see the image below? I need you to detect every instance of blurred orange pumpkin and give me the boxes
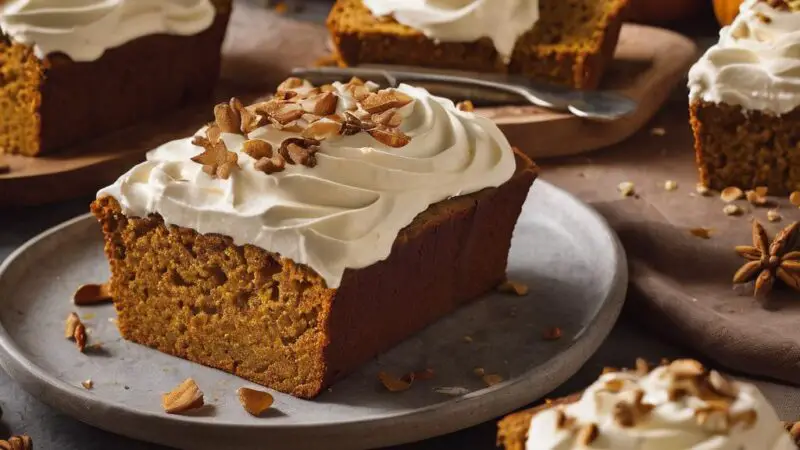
[626,0,704,24]
[713,0,743,26]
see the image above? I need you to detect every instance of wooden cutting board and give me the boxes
[0,3,698,206]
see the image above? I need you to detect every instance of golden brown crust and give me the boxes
[0,0,232,156]
[91,151,538,398]
[326,0,629,89]
[691,99,800,195]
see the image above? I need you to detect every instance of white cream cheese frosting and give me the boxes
[688,0,800,115]
[361,0,539,63]
[98,82,517,289]
[0,0,216,62]
[525,360,795,450]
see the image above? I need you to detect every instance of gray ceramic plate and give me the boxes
[0,180,626,450]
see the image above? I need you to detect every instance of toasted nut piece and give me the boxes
[378,371,412,392]
[696,184,711,196]
[482,373,504,386]
[348,84,372,102]
[723,204,742,216]
[497,280,529,296]
[302,120,342,141]
[412,368,435,381]
[65,312,81,339]
[162,378,204,414]
[664,180,678,191]
[542,327,563,341]
[708,370,738,398]
[300,92,338,116]
[456,100,475,112]
[214,103,241,134]
[650,127,666,136]
[237,387,274,417]
[473,367,485,377]
[242,140,273,160]
[768,209,782,222]
[372,108,403,127]
[790,191,800,207]
[82,379,94,390]
[577,423,599,445]
[669,359,705,377]
[0,435,33,450]
[746,190,768,206]
[689,227,713,239]
[74,323,87,352]
[361,90,414,114]
[618,181,635,197]
[276,77,305,92]
[755,186,768,197]
[254,156,286,175]
[368,127,410,148]
[73,283,112,305]
[720,186,744,203]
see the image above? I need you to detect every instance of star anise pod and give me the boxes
[191,126,239,179]
[733,220,800,302]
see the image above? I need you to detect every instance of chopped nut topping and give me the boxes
[577,423,599,445]
[279,138,320,167]
[242,140,273,160]
[720,186,744,203]
[707,370,738,398]
[473,367,485,377]
[82,379,94,390]
[689,227,713,239]
[73,283,112,305]
[302,120,342,141]
[613,401,636,427]
[542,327,563,341]
[0,435,32,450]
[482,373,504,386]
[456,100,475,112]
[230,97,263,134]
[378,371,412,392]
[65,312,81,339]
[768,209,782,222]
[372,108,403,128]
[669,359,705,378]
[191,130,239,179]
[497,279,529,296]
[254,156,286,175]
[604,379,625,393]
[276,77,305,93]
[361,90,414,114]
[664,180,678,191]
[214,102,242,135]
[618,181,635,197]
[237,387,274,417]
[368,126,411,148]
[162,378,204,414]
[723,204,742,216]
[299,92,338,116]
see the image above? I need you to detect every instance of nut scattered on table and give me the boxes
[720,186,744,203]
[237,387,274,417]
[664,180,678,191]
[482,374,504,386]
[81,379,94,390]
[723,204,742,216]
[497,279,529,296]
[689,227,713,239]
[618,181,635,197]
[745,189,769,206]
[650,127,666,136]
[696,184,712,196]
[378,371,413,392]
[542,327,563,341]
[162,378,205,414]
[64,312,81,339]
[768,209,782,222]
[73,283,112,305]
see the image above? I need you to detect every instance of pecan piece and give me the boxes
[361,90,413,114]
[254,156,286,174]
[302,120,342,141]
[279,138,320,167]
[242,139,273,160]
[368,126,411,148]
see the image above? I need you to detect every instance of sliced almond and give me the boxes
[361,90,414,114]
[65,312,81,339]
[372,108,403,128]
[301,120,342,141]
[299,92,338,116]
[254,101,304,125]
[347,84,372,102]
[720,186,744,203]
[237,387,274,417]
[496,279,529,296]
[708,370,738,398]
[378,371,412,392]
[162,378,204,414]
[368,127,410,148]
[276,77,305,92]
[242,140,273,160]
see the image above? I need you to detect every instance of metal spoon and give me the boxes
[290,66,638,121]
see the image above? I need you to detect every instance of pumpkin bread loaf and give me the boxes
[689,0,800,194]
[92,78,538,398]
[0,0,232,156]
[326,0,629,89]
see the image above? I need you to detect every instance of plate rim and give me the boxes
[0,180,628,449]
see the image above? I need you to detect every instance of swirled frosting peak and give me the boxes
[0,0,216,61]
[98,78,517,288]
[688,0,800,115]
[525,359,795,450]
[361,0,539,63]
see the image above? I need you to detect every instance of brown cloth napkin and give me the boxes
[542,98,800,386]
